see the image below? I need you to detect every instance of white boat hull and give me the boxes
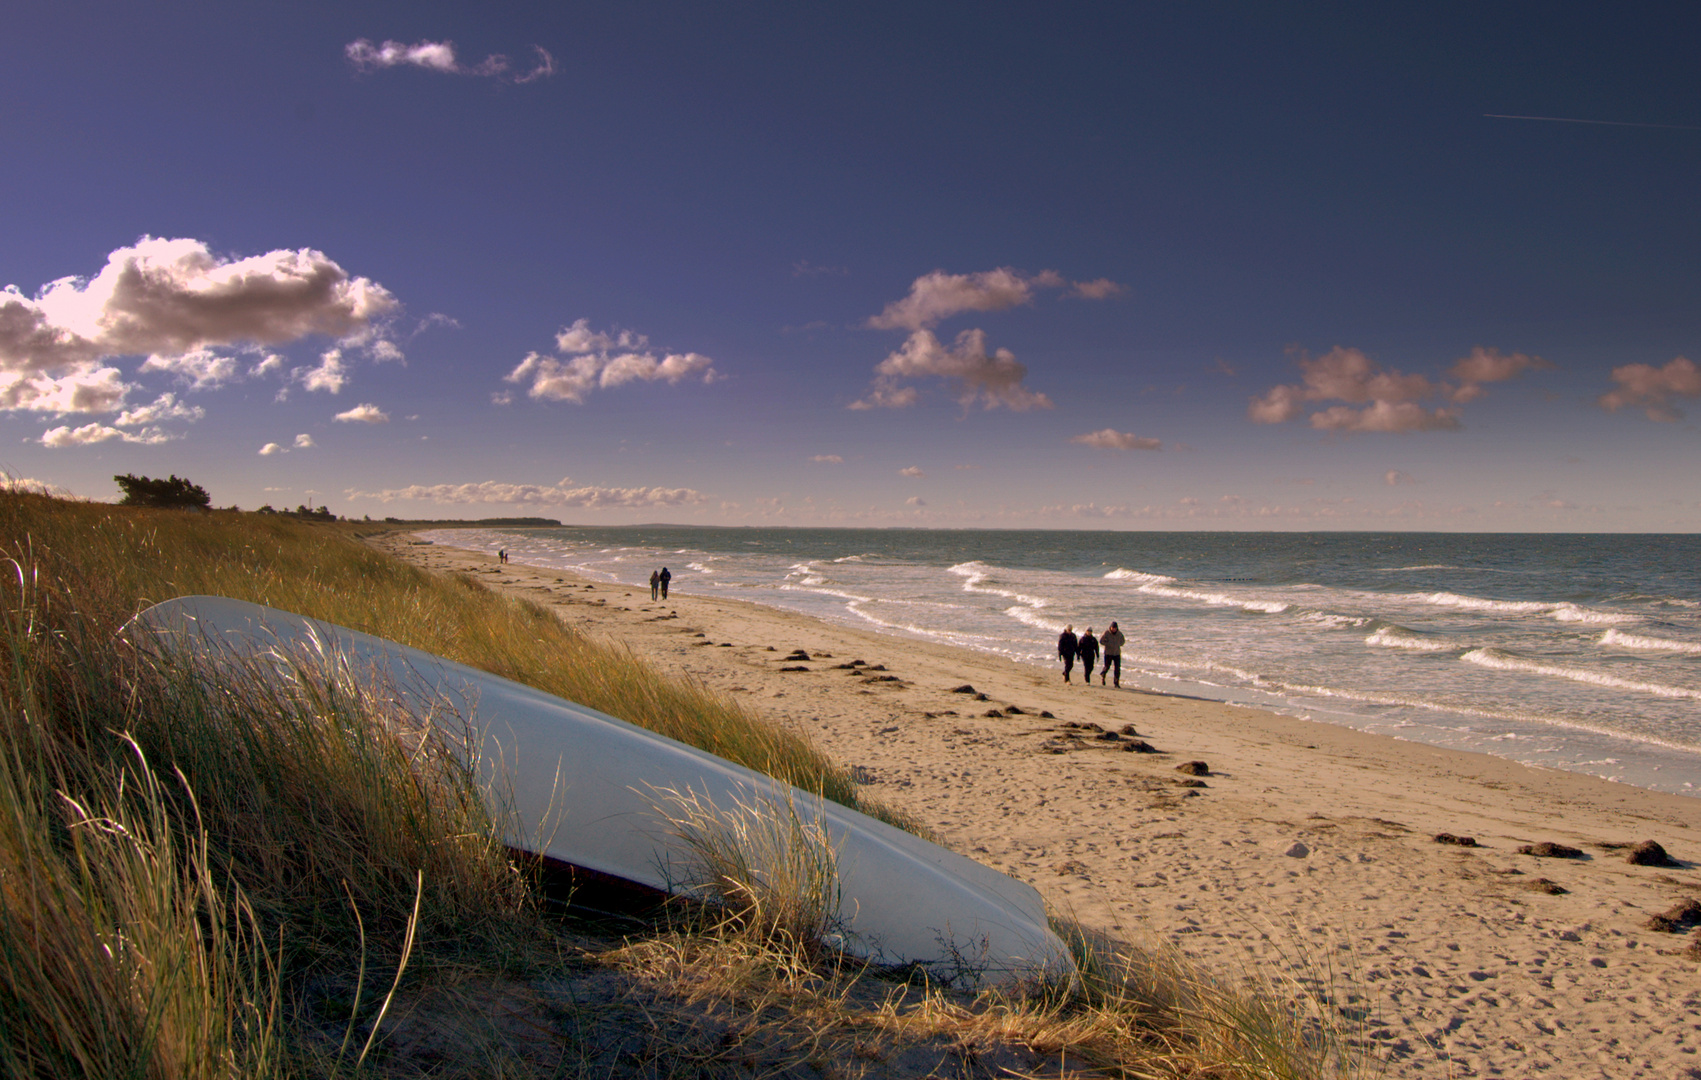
[132,596,1074,985]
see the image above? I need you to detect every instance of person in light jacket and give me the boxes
[1057,625,1079,682]
[1099,620,1125,687]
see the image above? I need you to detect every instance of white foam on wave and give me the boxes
[948,561,1051,609]
[1404,590,1549,614]
[1601,629,1701,655]
[1549,603,1634,625]
[776,583,873,604]
[1004,604,1068,634]
[1137,581,1291,614]
[1374,564,1461,572]
[1301,612,1374,630]
[1104,568,1175,585]
[686,561,714,574]
[1461,648,1701,701]
[1365,626,1455,652]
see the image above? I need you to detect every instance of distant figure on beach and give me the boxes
[659,566,671,599]
[498,549,507,564]
[1057,625,1078,682]
[1077,627,1099,687]
[1099,620,1125,687]
[650,569,660,600]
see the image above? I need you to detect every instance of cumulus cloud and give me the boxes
[1070,428,1163,450]
[1385,469,1417,486]
[1250,345,1543,433]
[294,433,315,448]
[1598,356,1701,421]
[810,454,843,463]
[301,349,348,393]
[334,403,389,424]
[505,318,720,404]
[867,267,1120,332]
[349,477,707,509]
[114,392,204,426]
[905,496,926,506]
[852,329,1052,412]
[0,237,398,414]
[40,423,172,447]
[258,442,285,456]
[345,39,555,82]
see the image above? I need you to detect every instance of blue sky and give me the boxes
[4,2,1698,529]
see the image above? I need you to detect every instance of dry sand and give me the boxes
[377,533,1701,1078]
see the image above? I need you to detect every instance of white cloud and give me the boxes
[349,477,707,509]
[258,442,285,456]
[139,347,238,388]
[114,392,204,426]
[251,353,286,376]
[853,329,1052,412]
[1385,469,1417,486]
[294,433,315,448]
[1070,428,1162,450]
[40,422,172,447]
[1249,345,1541,433]
[334,403,389,424]
[0,237,398,414]
[301,349,348,393]
[1070,278,1125,300]
[369,339,405,363]
[345,39,556,82]
[810,454,843,463]
[0,476,75,497]
[867,267,1122,331]
[899,466,925,477]
[1598,356,1701,422]
[905,496,926,506]
[506,319,720,404]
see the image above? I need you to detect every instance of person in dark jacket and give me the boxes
[658,566,672,599]
[1077,628,1099,687]
[1057,625,1079,682]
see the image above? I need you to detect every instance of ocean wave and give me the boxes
[686,561,714,574]
[1136,581,1291,614]
[1374,564,1461,572]
[1460,648,1701,700]
[1402,590,1550,614]
[947,561,1051,609]
[1004,605,1069,634]
[1549,603,1634,625]
[1104,568,1175,584]
[1601,629,1701,655]
[1300,612,1374,630]
[1365,625,1455,652]
[776,583,873,604]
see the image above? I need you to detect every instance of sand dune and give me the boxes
[378,534,1701,1078]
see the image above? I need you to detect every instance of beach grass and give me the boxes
[0,491,1373,1078]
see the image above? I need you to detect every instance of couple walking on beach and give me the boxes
[1057,622,1125,687]
[649,567,671,601]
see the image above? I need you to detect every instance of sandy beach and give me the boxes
[376,533,1701,1079]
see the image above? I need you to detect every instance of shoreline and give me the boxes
[376,532,1701,1078]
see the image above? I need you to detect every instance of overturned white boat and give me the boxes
[132,595,1075,986]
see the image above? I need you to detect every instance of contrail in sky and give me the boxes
[1484,113,1701,131]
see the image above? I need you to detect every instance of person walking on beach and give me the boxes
[650,569,660,601]
[1057,625,1079,683]
[659,566,671,600]
[1099,620,1125,688]
[1077,627,1099,687]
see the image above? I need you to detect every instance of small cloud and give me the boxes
[1070,428,1163,451]
[294,433,315,448]
[899,466,925,478]
[810,454,844,464]
[1385,469,1417,486]
[301,348,348,393]
[905,496,926,506]
[853,329,1051,412]
[1598,356,1700,422]
[40,423,172,447]
[334,403,389,424]
[505,318,719,404]
[259,442,285,456]
[345,39,555,82]
[114,392,204,427]
[139,346,239,388]
[490,390,514,406]
[1069,278,1124,300]
[1213,358,1238,377]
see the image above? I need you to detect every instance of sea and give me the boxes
[419,527,1701,798]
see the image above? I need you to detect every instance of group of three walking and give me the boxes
[1057,622,1125,687]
